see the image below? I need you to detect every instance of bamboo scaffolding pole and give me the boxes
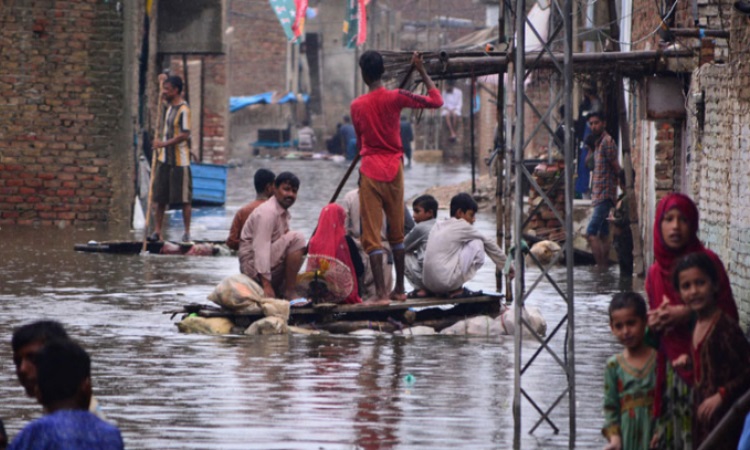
[381,48,695,82]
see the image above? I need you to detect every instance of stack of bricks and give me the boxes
[525,161,567,242]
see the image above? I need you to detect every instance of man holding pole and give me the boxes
[350,51,442,303]
[149,75,192,243]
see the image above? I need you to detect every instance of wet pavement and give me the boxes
[0,158,642,449]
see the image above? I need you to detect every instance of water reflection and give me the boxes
[0,159,634,448]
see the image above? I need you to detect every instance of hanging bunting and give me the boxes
[269,0,303,42]
[292,0,308,40]
[342,0,368,48]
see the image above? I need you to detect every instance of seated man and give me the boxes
[239,172,306,299]
[404,195,438,298]
[12,321,106,420]
[226,168,275,251]
[297,120,316,152]
[8,340,124,450]
[441,80,463,141]
[423,193,506,297]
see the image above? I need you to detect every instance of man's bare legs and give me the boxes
[282,248,305,300]
[153,203,166,239]
[588,235,610,270]
[182,203,192,240]
[367,252,391,305]
[444,113,458,141]
[390,248,406,301]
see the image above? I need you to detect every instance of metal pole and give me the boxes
[470,77,476,193]
[512,0,526,446]
[563,0,576,444]
[495,0,507,294]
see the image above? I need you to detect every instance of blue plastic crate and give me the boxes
[191,162,228,206]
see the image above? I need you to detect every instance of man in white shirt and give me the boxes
[441,80,463,141]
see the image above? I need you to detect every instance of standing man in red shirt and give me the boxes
[351,51,443,303]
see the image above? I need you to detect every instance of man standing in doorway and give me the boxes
[150,75,192,243]
[350,51,442,303]
[586,111,623,270]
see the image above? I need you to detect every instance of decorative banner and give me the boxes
[342,0,368,48]
[292,0,308,40]
[269,0,302,42]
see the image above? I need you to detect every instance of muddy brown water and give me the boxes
[0,159,641,449]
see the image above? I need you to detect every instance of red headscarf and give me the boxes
[307,204,362,304]
[645,193,737,415]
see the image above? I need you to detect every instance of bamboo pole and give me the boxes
[381,48,694,82]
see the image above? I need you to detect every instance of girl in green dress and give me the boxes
[603,292,657,450]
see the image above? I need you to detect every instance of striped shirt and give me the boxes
[591,131,618,206]
[158,101,191,167]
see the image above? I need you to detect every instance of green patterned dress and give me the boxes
[603,350,657,450]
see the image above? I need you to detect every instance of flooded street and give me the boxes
[0,159,640,449]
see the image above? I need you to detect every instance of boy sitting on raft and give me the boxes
[422,193,506,297]
[404,195,438,298]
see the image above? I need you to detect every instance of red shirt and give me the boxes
[351,87,443,182]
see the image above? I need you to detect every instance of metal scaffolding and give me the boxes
[506,0,576,446]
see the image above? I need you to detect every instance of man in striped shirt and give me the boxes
[150,75,193,243]
[586,111,623,269]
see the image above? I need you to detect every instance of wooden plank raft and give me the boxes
[166,293,506,334]
[74,240,230,255]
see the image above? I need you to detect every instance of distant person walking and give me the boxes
[350,50,442,303]
[400,115,414,167]
[150,75,193,243]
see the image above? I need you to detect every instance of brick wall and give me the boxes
[228,1,288,96]
[685,12,750,328]
[0,0,132,227]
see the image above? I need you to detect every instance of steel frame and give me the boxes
[508,0,575,446]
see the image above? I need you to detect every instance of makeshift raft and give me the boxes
[166,293,505,334]
[74,240,232,256]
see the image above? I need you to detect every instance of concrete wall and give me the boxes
[0,0,134,229]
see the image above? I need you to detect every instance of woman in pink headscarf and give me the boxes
[306,203,362,304]
[645,193,737,449]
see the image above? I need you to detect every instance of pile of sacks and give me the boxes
[362,305,547,337]
[177,274,292,336]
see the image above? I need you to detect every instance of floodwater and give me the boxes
[0,158,641,449]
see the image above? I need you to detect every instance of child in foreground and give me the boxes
[670,252,750,449]
[602,292,656,450]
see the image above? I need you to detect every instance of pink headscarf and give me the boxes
[645,193,737,415]
[307,204,362,304]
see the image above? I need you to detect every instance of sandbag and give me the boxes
[498,306,547,337]
[528,240,562,267]
[207,274,264,311]
[261,298,290,320]
[440,315,505,336]
[176,316,234,335]
[395,326,437,336]
[244,317,289,335]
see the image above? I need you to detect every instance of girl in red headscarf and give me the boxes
[645,193,737,449]
[307,204,363,304]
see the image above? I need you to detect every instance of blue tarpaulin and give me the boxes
[230,92,310,112]
[229,92,274,112]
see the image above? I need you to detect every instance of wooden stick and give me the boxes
[142,74,167,253]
